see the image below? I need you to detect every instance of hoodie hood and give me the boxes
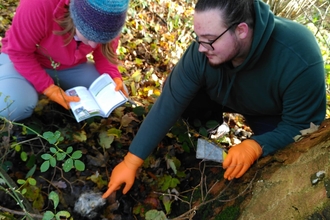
[235,0,275,72]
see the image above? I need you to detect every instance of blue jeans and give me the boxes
[0,53,100,121]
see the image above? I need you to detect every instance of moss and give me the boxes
[214,206,240,220]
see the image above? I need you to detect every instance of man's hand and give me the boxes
[43,84,80,109]
[113,77,128,97]
[102,152,143,198]
[223,139,262,180]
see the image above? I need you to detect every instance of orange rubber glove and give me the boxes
[223,139,262,180]
[43,84,80,109]
[102,152,143,198]
[113,77,128,97]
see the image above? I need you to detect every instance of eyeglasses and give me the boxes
[194,23,239,50]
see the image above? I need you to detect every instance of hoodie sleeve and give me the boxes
[3,0,56,93]
[129,43,206,159]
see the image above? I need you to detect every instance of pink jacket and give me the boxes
[1,0,121,93]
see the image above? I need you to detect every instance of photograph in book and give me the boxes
[65,74,129,122]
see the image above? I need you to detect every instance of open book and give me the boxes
[65,74,130,122]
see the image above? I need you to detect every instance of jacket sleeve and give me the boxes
[4,0,54,93]
[252,62,326,156]
[129,43,206,159]
[93,36,122,79]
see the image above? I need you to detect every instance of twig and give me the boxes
[0,205,43,219]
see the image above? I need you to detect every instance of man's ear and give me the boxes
[235,23,249,39]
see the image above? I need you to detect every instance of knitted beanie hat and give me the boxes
[70,0,129,43]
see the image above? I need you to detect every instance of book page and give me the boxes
[88,74,127,117]
[66,86,103,122]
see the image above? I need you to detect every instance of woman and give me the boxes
[0,0,129,121]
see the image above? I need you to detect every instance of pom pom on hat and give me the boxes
[70,0,129,43]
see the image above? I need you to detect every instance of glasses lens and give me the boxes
[199,42,213,50]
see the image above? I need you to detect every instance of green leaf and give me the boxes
[21,188,27,195]
[159,175,180,191]
[26,154,36,169]
[145,210,167,220]
[162,195,172,215]
[169,178,180,188]
[182,142,190,153]
[198,126,208,137]
[13,144,21,152]
[50,147,57,154]
[27,178,37,186]
[71,151,82,159]
[66,146,73,154]
[167,159,177,175]
[55,211,71,219]
[50,157,57,167]
[43,131,57,144]
[42,211,55,220]
[41,154,52,160]
[74,160,85,171]
[26,164,36,178]
[132,106,146,116]
[63,158,73,172]
[205,120,220,129]
[40,161,50,172]
[48,191,59,209]
[1,161,13,172]
[17,179,26,185]
[20,151,28,162]
[56,152,66,161]
[43,130,63,145]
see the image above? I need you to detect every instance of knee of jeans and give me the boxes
[0,88,38,121]
[0,96,38,121]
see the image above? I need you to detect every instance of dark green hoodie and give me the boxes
[129,0,326,158]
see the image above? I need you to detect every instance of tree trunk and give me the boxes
[238,118,330,219]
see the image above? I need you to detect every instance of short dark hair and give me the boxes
[195,0,255,29]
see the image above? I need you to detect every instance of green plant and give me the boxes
[40,131,85,172]
[42,191,70,220]
[0,167,35,220]
[16,177,45,210]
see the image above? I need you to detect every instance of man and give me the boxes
[103,0,326,198]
